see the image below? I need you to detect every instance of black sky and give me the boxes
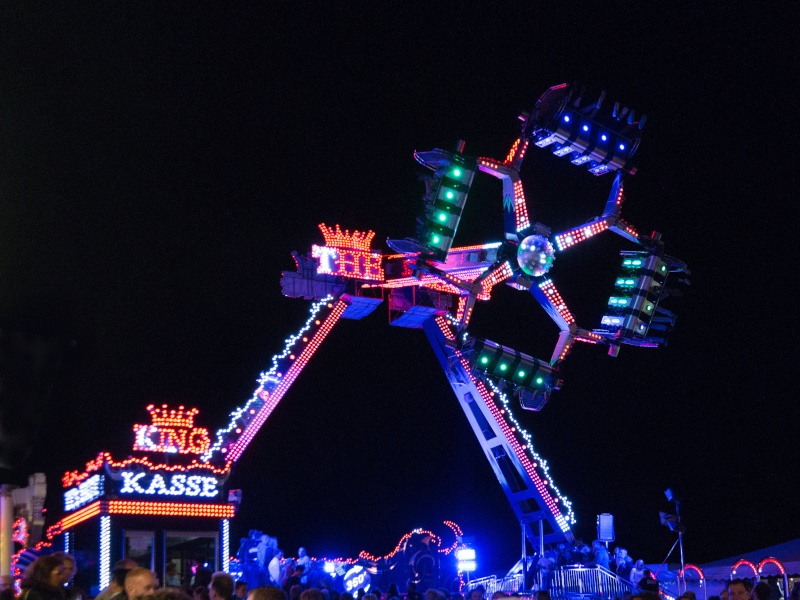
[1,2,797,576]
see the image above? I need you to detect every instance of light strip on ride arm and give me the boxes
[454,349,574,532]
[200,296,347,466]
[223,298,348,466]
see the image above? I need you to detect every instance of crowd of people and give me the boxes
[5,550,799,600]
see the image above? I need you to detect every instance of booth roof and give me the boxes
[694,537,800,580]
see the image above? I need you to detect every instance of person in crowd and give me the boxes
[235,582,248,600]
[466,586,484,600]
[536,591,550,600]
[637,570,659,594]
[490,593,506,600]
[269,552,284,586]
[125,568,158,600]
[538,549,556,591]
[436,589,450,600]
[362,595,377,600]
[195,565,213,589]
[753,583,771,600]
[426,590,443,600]
[591,541,610,570]
[407,583,423,600]
[165,563,181,588]
[296,549,311,581]
[248,588,287,600]
[631,593,660,600]
[209,572,235,600]
[384,584,400,600]
[287,567,305,592]
[194,587,211,600]
[299,590,325,600]
[140,590,192,600]
[51,552,84,600]
[21,556,68,600]
[95,560,139,600]
[289,586,303,600]
[614,549,632,579]
[629,560,646,585]
[728,579,752,600]
[0,575,15,600]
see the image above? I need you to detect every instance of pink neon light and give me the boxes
[62,453,228,489]
[681,564,705,579]
[512,179,531,232]
[478,262,513,299]
[539,280,576,325]
[555,220,609,251]
[731,559,758,576]
[757,557,785,575]
[225,300,348,466]
[47,501,103,537]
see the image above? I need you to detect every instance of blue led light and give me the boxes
[582,125,589,132]
[601,134,607,141]
[456,548,476,561]
[619,143,626,151]
[563,115,570,123]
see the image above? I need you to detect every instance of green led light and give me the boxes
[499,363,508,371]
[646,303,653,311]
[438,213,447,222]
[452,168,462,177]
[517,370,526,378]
[535,377,544,385]
[480,356,489,364]
[432,234,440,244]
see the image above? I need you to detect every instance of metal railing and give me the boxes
[464,565,643,600]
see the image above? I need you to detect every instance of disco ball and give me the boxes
[517,235,555,277]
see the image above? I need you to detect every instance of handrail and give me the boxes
[464,565,645,600]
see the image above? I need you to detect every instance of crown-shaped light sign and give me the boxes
[311,223,384,281]
[133,404,211,455]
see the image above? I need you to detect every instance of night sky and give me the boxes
[1,3,796,577]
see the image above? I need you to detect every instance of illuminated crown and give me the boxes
[147,404,199,428]
[318,223,376,252]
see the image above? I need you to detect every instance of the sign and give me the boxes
[343,566,371,594]
[312,223,384,281]
[132,405,211,455]
[118,471,220,498]
[64,474,104,511]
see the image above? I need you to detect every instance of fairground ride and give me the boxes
[198,81,690,552]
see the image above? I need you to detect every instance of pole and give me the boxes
[521,522,527,592]
[676,500,685,596]
[0,485,15,577]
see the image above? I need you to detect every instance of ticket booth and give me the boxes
[49,405,237,594]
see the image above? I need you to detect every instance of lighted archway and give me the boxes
[681,564,705,580]
[731,559,758,579]
[757,557,785,576]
